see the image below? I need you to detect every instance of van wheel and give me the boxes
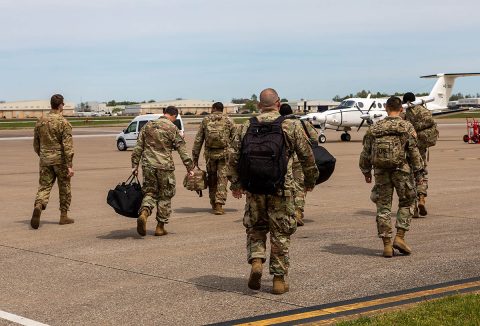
[117,139,127,151]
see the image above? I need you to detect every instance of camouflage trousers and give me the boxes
[206,157,228,206]
[417,147,428,196]
[371,170,416,238]
[243,193,297,276]
[141,166,176,224]
[292,163,306,213]
[34,165,71,212]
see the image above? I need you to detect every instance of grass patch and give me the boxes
[337,293,480,326]
[0,118,132,129]
[233,117,250,124]
[437,112,480,119]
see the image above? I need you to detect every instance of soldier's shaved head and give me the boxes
[259,88,280,111]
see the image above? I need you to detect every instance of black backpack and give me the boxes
[300,120,336,184]
[107,174,143,218]
[238,116,288,195]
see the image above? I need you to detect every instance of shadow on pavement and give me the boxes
[174,207,238,214]
[97,228,144,240]
[354,210,375,217]
[189,275,270,295]
[321,243,380,257]
[15,219,58,225]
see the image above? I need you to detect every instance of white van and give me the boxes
[116,114,184,151]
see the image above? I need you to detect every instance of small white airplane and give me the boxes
[302,73,480,143]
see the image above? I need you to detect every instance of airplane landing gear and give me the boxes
[318,134,326,143]
[340,133,351,142]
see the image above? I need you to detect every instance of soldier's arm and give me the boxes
[305,120,318,143]
[62,121,74,168]
[33,123,40,156]
[191,120,205,164]
[406,125,423,173]
[131,127,145,168]
[292,122,319,189]
[174,129,194,171]
[359,130,373,175]
[227,123,243,191]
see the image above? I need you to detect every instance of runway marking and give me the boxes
[213,277,480,325]
[0,310,50,326]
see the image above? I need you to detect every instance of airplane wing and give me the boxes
[432,108,469,116]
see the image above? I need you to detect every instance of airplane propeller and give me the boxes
[357,101,376,131]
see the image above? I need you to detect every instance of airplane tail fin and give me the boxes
[421,73,480,109]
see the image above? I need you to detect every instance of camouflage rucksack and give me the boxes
[370,120,408,169]
[183,168,208,197]
[205,115,230,149]
[406,105,438,148]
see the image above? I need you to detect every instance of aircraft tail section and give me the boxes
[421,73,480,109]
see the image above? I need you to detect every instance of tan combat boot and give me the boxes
[154,222,168,236]
[295,209,304,227]
[382,237,393,258]
[137,209,149,236]
[247,258,263,290]
[418,195,427,216]
[393,229,412,255]
[59,211,74,225]
[30,204,42,229]
[213,204,225,215]
[272,275,289,295]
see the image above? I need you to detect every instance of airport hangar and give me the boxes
[0,100,75,119]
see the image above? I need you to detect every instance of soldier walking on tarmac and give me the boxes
[31,94,75,229]
[403,92,438,217]
[279,103,318,226]
[359,96,424,258]
[228,88,318,294]
[132,106,194,236]
[192,102,235,215]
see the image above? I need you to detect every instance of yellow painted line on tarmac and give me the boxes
[236,280,480,326]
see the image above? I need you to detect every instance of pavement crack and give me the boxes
[0,243,305,308]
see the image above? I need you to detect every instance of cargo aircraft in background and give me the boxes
[301,73,480,143]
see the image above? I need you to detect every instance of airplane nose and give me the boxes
[325,114,338,125]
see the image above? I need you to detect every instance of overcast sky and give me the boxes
[1,0,479,103]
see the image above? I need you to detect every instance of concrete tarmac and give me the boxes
[0,121,478,325]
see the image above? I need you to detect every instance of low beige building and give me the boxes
[124,99,241,116]
[0,100,75,119]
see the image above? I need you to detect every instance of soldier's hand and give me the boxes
[364,172,372,183]
[67,167,75,178]
[188,170,195,177]
[232,189,243,199]
[132,166,138,176]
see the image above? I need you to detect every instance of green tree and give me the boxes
[244,101,258,112]
[251,94,258,102]
[280,98,288,103]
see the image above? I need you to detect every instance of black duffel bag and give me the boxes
[299,120,336,184]
[312,143,336,184]
[107,174,143,218]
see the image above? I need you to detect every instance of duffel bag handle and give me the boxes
[125,173,140,185]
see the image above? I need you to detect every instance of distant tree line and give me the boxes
[106,100,156,107]
[231,94,288,113]
[448,92,480,101]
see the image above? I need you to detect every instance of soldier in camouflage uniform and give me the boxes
[228,89,319,294]
[31,94,75,229]
[192,102,235,215]
[132,106,194,237]
[403,92,434,217]
[359,97,424,258]
[279,103,318,226]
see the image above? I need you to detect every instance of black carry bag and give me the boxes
[107,174,143,218]
[300,120,336,184]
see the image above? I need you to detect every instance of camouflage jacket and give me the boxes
[192,112,235,162]
[292,117,318,171]
[228,110,319,195]
[359,116,423,174]
[131,116,194,171]
[33,111,74,167]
